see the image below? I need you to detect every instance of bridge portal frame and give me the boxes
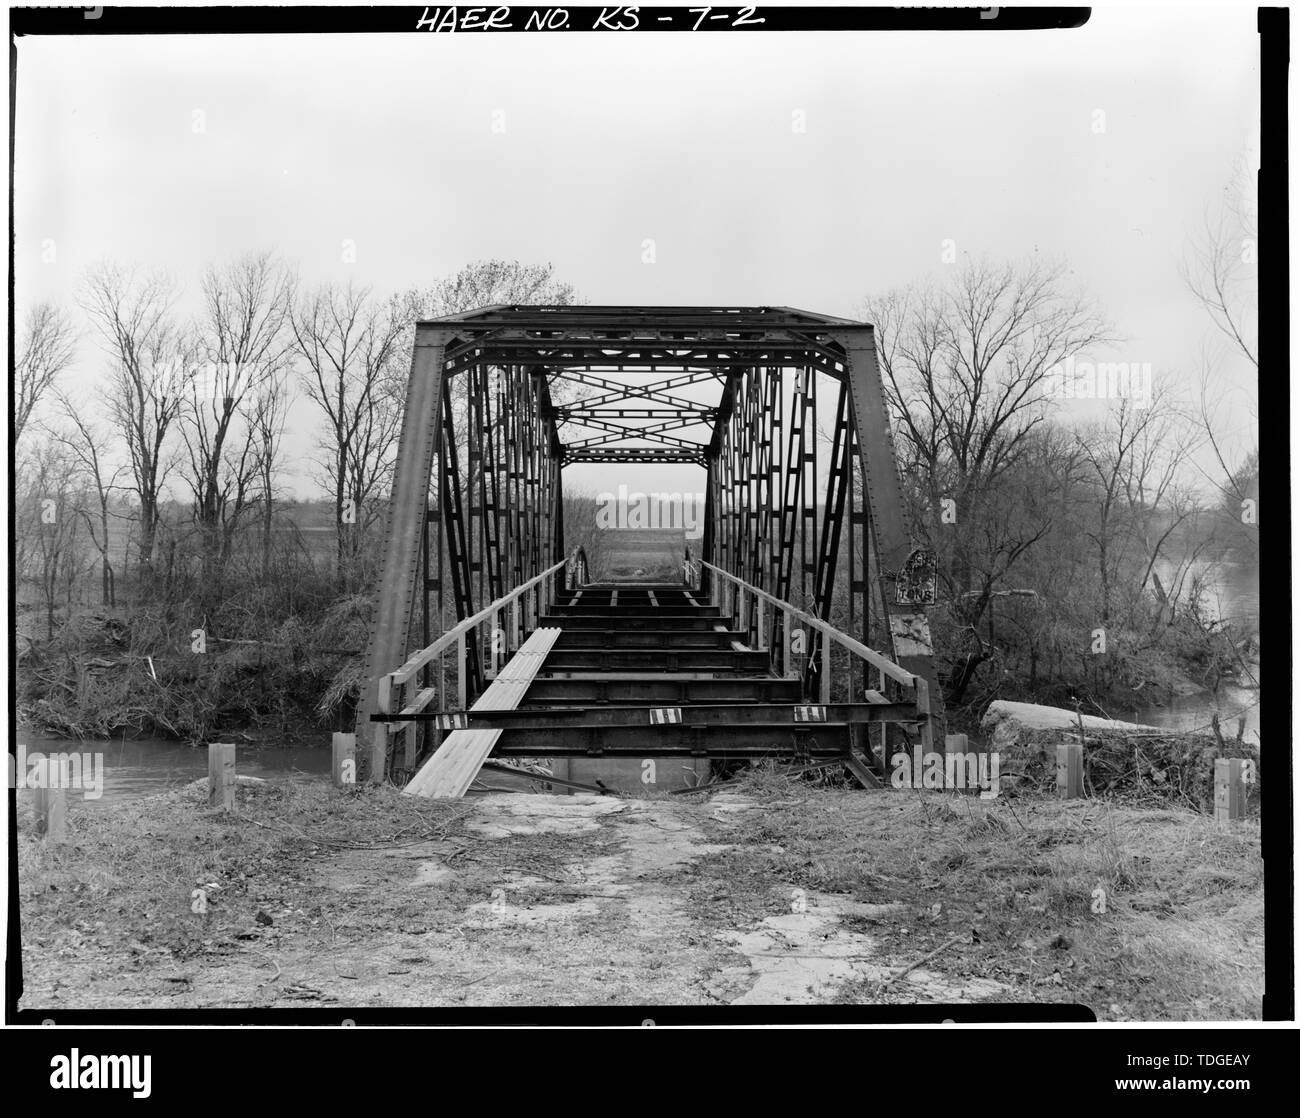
[355,306,943,783]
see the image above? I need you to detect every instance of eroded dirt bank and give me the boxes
[15,774,1263,1017]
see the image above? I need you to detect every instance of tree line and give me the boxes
[15,257,580,614]
[13,258,580,737]
[850,188,1258,714]
[14,176,1257,735]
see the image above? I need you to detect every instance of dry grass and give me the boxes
[16,779,471,964]
[692,770,1264,1020]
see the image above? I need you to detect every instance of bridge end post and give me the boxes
[836,328,947,747]
[354,326,450,784]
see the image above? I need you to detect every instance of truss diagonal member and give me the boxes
[559,414,707,443]
[557,407,717,421]
[564,431,657,451]
[583,368,724,405]
[562,418,707,452]
[548,368,716,410]
[558,414,712,439]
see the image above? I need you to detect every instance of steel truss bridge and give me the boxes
[355,306,944,796]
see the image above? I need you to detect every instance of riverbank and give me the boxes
[16,769,1263,1018]
[15,607,358,742]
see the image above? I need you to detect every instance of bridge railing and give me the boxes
[701,561,933,752]
[568,546,589,589]
[372,557,569,779]
[682,547,701,589]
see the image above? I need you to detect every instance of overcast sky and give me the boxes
[13,4,1260,500]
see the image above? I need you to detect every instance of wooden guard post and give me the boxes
[208,743,237,811]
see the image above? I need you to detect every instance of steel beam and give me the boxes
[355,327,450,782]
[834,329,946,741]
[374,702,920,728]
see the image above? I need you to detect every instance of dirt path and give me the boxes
[19,788,1005,1010]
[18,775,1261,1017]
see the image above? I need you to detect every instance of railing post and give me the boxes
[877,665,887,771]
[1057,742,1084,799]
[394,677,409,770]
[371,676,392,784]
[490,609,502,677]
[457,631,468,710]
[914,676,935,756]
[819,634,832,703]
[333,732,357,787]
[476,619,486,688]
[436,650,446,751]
[783,609,800,680]
[34,756,69,842]
[208,743,236,811]
[1214,758,1245,822]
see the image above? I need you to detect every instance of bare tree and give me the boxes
[1182,166,1258,371]
[289,282,410,585]
[247,366,293,578]
[183,251,296,590]
[562,489,612,582]
[16,442,88,639]
[419,258,580,314]
[1074,389,1204,628]
[1183,168,1259,563]
[79,261,187,582]
[14,302,77,443]
[401,257,586,412]
[865,256,1115,618]
[49,394,131,607]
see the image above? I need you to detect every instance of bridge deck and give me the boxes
[398,584,922,798]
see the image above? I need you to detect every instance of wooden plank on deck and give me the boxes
[404,627,561,799]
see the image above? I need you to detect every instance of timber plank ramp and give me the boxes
[403,627,562,798]
[403,584,910,799]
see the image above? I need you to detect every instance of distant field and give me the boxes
[265,501,345,562]
[273,504,691,581]
[600,527,685,581]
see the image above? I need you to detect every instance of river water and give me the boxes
[15,732,333,811]
[1122,555,1261,739]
